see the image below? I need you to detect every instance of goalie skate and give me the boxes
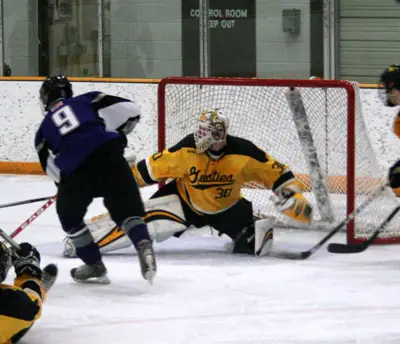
[70,261,110,284]
[137,240,157,285]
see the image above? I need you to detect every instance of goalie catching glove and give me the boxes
[272,181,313,225]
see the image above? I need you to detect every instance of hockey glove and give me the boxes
[273,185,313,225]
[11,242,41,279]
[389,160,400,188]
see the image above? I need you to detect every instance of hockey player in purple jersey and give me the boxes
[34,75,157,284]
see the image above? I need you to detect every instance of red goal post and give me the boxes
[157,76,399,245]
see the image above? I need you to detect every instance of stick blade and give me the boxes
[327,243,366,254]
[271,249,311,260]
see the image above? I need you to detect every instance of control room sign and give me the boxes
[182,0,256,77]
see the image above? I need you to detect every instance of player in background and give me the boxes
[0,241,57,343]
[35,75,156,284]
[379,65,400,191]
[64,109,313,258]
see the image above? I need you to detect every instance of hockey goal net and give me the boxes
[157,77,400,245]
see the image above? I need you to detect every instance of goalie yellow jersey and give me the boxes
[132,134,297,214]
[0,275,45,344]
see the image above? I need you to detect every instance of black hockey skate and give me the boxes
[70,261,110,284]
[136,240,157,285]
[41,263,58,292]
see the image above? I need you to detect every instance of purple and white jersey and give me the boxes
[34,91,141,182]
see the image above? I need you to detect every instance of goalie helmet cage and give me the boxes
[157,76,400,245]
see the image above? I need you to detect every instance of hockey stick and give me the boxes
[0,228,20,250]
[0,195,55,209]
[286,87,334,222]
[271,182,389,260]
[327,205,400,254]
[10,196,57,239]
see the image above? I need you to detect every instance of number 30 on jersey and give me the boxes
[51,106,80,135]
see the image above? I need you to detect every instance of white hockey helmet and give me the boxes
[194,109,229,153]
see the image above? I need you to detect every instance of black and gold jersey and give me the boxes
[0,274,44,344]
[132,134,298,214]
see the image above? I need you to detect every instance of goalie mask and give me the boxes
[194,109,229,153]
[379,64,400,107]
[0,242,11,283]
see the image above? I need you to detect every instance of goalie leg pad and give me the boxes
[254,218,275,257]
[63,194,189,257]
[144,194,188,242]
[63,215,132,258]
[229,218,275,256]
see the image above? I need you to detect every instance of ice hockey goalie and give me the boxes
[63,109,313,258]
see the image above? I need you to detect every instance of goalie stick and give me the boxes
[327,205,400,254]
[286,87,334,223]
[271,182,389,260]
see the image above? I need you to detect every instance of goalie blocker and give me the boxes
[64,181,275,258]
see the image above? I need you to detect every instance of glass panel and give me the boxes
[1,0,325,79]
[3,0,38,76]
[38,0,99,77]
[107,0,180,79]
[106,0,323,79]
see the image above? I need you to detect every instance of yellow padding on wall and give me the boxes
[296,174,381,193]
[0,162,44,175]
[296,174,400,197]
[297,174,399,197]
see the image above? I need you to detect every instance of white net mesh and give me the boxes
[158,78,400,243]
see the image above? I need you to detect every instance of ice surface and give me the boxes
[2,175,400,344]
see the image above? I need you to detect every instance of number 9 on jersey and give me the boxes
[51,106,81,135]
